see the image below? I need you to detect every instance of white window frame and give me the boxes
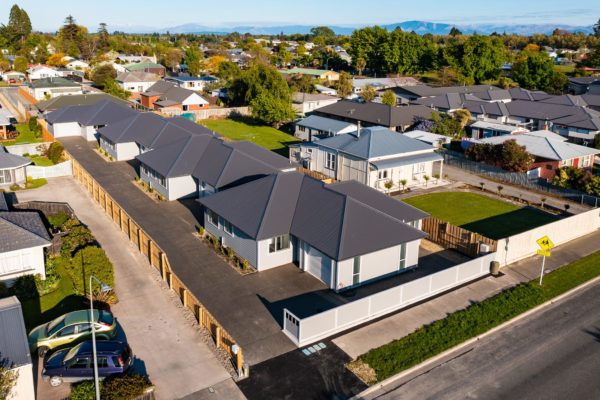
[352,256,361,286]
[221,219,233,236]
[269,234,290,253]
[377,169,388,180]
[399,243,407,270]
[325,153,336,170]
[207,209,219,227]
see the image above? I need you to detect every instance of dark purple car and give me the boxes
[42,341,132,387]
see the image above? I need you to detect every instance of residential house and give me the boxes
[0,146,30,187]
[568,76,600,95]
[0,109,15,140]
[117,55,157,64]
[45,99,137,141]
[474,130,600,179]
[315,84,337,96]
[36,93,128,114]
[314,100,434,132]
[199,172,427,289]
[116,71,160,94]
[26,77,83,101]
[280,67,340,82]
[294,115,357,141]
[353,77,419,95]
[289,126,443,192]
[292,92,340,115]
[0,297,35,400]
[26,65,61,80]
[0,192,51,283]
[392,84,500,103]
[402,130,451,148]
[140,81,209,112]
[65,59,90,70]
[125,61,167,77]
[469,120,529,139]
[165,76,219,91]
[0,71,25,83]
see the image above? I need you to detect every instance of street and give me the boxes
[372,280,600,400]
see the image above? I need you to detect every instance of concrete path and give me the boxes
[333,228,600,359]
[16,178,238,400]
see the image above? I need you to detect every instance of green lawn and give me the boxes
[4,124,45,145]
[404,192,558,239]
[199,118,299,156]
[358,249,600,383]
[28,155,54,166]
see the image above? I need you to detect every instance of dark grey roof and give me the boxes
[296,115,356,133]
[137,134,213,178]
[539,94,588,107]
[506,100,600,130]
[0,297,31,368]
[28,76,80,89]
[199,172,304,240]
[0,211,51,252]
[569,76,600,85]
[227,141,296,171]
[315,100,434,128]
[46,99,136,126]
[396,84,499,98]
[168,116,218,136]
[143,80,177,95]
[316,126,434,159]
[36,93,127,112]
[199,172,427,260]
[0,146,30,169]
[97,112,168,144]
[143,80,205,106]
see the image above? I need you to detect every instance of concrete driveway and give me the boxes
[16,178,238,400]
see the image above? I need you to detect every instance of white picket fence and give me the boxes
[26,160,72,179]
[283,252,496,347]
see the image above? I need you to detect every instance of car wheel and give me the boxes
[49,376,63,387]
[38,346,49,358]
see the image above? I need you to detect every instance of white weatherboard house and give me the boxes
[116,71,160,93]
[0,146,30,187]
[26,65,61,80]
[45,99,137,141]
[0,193,51,284]
[27,77,83,101]
[292,92,340,116]
[290,126,444,192]
[199,172,427,290]
[0,297,35,400]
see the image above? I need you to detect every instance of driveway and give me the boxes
[16,177,237,400]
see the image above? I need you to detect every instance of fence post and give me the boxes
[215,326,222,348]
[237,349,243,372]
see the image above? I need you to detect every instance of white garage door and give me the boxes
[306,245,332,286]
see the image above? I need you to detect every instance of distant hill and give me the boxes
[110,20,593,36]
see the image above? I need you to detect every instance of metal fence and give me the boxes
[444,151,600,208]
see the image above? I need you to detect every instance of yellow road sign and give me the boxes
[537,249,551,257]
[536,236,554,251]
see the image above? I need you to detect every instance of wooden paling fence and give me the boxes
[421,216,497,258]
[64,151,244,372]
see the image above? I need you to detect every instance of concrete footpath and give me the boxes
[333,227,600,359]
[16,178,242,400]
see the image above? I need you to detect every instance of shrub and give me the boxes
[198,226,205,236]
[35,259,60,295]
[46,142,64,164]
[47,212,70,230]
[70,380,97,400]
[101,374,152,400]
[226,247,233,258]
[9,183,20,191]
[0,281,10,298]
[148,187,154,193]
[65,246,114,297]
[60,223,95,257]
[242,259,249,271]
[12,275,39,300]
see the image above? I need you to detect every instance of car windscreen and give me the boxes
[47,317,66,336]
[63,343,83,363]
[98,310,114,326]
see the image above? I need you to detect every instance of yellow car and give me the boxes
[28,309,117,357]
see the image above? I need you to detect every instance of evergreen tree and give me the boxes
[381,90,397,107]
[97,23,110,51]
[184,47,203,76]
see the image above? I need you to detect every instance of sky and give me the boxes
[1,0,598,31]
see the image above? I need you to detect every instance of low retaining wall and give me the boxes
[6,142,51,156]
[26,160,72,179]
[496,208,600,265]
[284,252,497,347]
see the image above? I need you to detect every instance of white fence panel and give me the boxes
[26,160,72,179]
[287,253,496,346]
[5,142,51,156]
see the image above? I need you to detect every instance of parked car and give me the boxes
[42,341,132,387]
[28,309,117,356]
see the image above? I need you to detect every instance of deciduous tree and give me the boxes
[361,85,377,102]
[381,90,396,107]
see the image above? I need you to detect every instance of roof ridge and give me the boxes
[0,214,51,244]
[166,134,195,177]
[336,193,348,260]
[256,174,279,238]
[116,113,141,142]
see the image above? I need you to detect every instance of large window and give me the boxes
[221,219,233,236]
[325,153,336,170]
[269,235,290,253]
[399,243,407,270]
[352,256,361,285]
[377,169,388,180]
[207,209,219,226]
[412,163,426,176]
[0,170,12,185]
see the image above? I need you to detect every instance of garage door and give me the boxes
[306,245,332,286]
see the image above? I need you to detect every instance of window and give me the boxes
[325,153,336,170]
[57,325,76,337]
[378,170,388,180]
[0,170,12,185]
[546,164,553,170]
[583,156,591,168]
[69,358,90,369]
[76,323,92,334]
[222,219,233,236]
[412,163,426,176]
[352,257,361,286]
[399,243,407,270]
[97,357,109,369]
[207,209,218,226]
[269,235,290,253]
[298,126,305,132]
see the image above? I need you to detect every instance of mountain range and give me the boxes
[109,20,593,36]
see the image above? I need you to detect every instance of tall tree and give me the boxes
[511,51,556,91]
[355,57,366,76]
[449,26,462,36]
[381,90,397,107]
[92,64,117,88]
[13,56,27,73]
[165,48,183,72]
[336,71,353,99]
[594,17,600,38]
[7,5,31,45]
[97,23,110,51]
[361,85,377,102]
[184,47,203,76]
[444,35,506,84]
[57,15,88,57]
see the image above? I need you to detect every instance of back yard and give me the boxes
[199,118,299,156]
[404,191,559,239]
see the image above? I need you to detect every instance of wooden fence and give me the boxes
[64,151,244,372]
[421,216,497,257]
[296,166,336,183]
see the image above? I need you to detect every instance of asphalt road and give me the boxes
[374,281,600,400]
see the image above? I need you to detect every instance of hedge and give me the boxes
[359,250,600,383]
[64,246,114,296]
[70,374,153,400]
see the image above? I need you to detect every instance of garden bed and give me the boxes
[195,228,256,276]
[132,177,166,202]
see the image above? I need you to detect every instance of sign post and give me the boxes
[536,236,554,285]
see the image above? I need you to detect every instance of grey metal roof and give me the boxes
[116,71,160,83]
[316,126,435,160]
[227,141,296,171]
[199,172,427,260]
[0,297,31,368]
[397,84,499,98]
[469,120,523,132]
[143,80,205,105]
[0,211,51,252]
[370,152,444,170]
[296,115,356,133]
[0,146,30,169]
[28,76,80,89]
[292,92,339,103]
[98,112,168,144]
[37,93,127,112]
[137,134,213,178]
[46,99,136,126]
[315,100,434,128]
[168,117,217,136]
